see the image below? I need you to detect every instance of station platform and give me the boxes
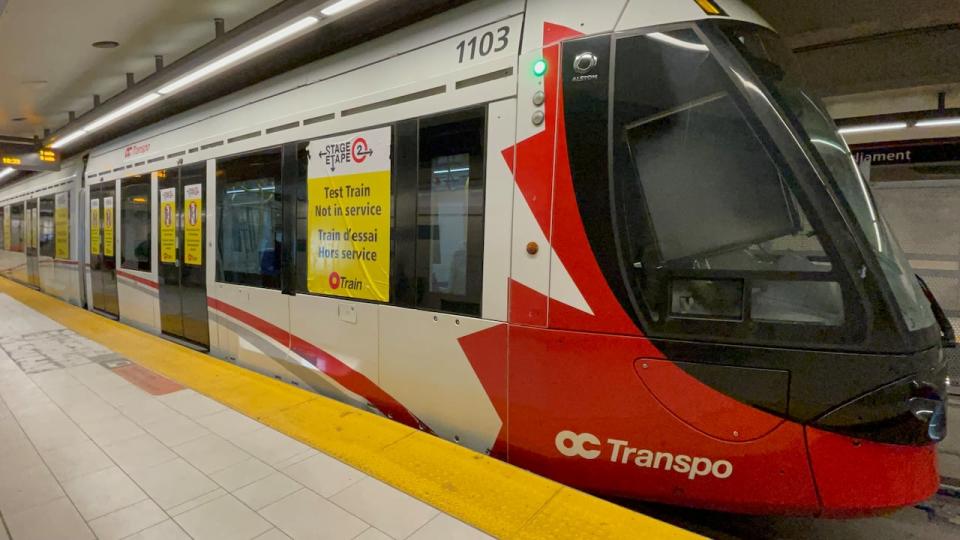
[0,278,693,540]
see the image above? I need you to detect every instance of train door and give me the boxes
[89,182,120,317]
[157,164,210,348]
[38,195,56,294]
[25,200,39,287]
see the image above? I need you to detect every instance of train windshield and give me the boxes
[719,24,936,332]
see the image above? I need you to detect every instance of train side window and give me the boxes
[120,175,152,271]
[0,207,5,249]
[39,196,55,258]
[216,148,283,289]
[612,29,845,332]
[414,108,486,316]
[9,204,23,252]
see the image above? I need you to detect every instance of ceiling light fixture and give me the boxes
[50,11,332,150]
[84,93,161,133]
[915,117,960,128]
[157,15,320,96]
[321,0,367,16]
[50,130,88,149]
[0,168,15,180]
[837,122,908,135]
[92,41,120,49]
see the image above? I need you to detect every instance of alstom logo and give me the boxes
[555,431,734,480]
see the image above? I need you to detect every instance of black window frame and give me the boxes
[9,203,24,253]
[607,25,864,348]
[411,107,487,317]
[543,25,900,352]
[215,146,284,290]
[120,174,152,271]
[293,106,488,318]
[38,195,55,258]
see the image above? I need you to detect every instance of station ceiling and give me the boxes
[0,0,279,139]
[1,0,959,141]
[746,0,960,99]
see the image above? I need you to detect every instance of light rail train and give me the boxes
[0,0,951,516]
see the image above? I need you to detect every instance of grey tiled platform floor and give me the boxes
[0,294,491,540]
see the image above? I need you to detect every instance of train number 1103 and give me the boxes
[456,26,510,63]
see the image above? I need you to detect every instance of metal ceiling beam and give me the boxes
[43,0,335,151]
[43,0,470,160]
[794,22,960,53]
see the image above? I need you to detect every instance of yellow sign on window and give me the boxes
[183,184,203,266]
[103,196,114,257]
[90,198,100,256]
[306,126,391,301]
[160,188,177,263]
[55,192,69,259]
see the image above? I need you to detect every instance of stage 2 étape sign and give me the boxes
[306,126,391,301]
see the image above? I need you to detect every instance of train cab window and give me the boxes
[415,109,486,316]
[9,204,23,252]
[39,196,55,258]
[216,149,282,289]
[612,29,845,334]
[121,175,152,271]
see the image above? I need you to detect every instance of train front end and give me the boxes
[517,0,950,517]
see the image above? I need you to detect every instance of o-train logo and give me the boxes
[554,431,734,480]
[317,136,375,172]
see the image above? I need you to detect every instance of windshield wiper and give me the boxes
[917,275,956,348]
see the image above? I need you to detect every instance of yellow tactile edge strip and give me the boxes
[0,278,701,540]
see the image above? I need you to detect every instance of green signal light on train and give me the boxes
[532,59,548,77]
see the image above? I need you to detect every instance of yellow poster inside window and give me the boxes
[3,207,9,250]
[55,192,69,259]
[160,188,177,263]
[306,126,391,301]
[90,199,100,256]
[183,184,202,266]
[103,196,114,257]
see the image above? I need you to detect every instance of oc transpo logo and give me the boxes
[554,431,734,480]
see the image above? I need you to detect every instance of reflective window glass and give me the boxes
[10,204,23,252]
[416,109,486,316]
[121,175,152,271]
[216,149,282,289]
[39,196,55,258]
[613,29,843,328]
